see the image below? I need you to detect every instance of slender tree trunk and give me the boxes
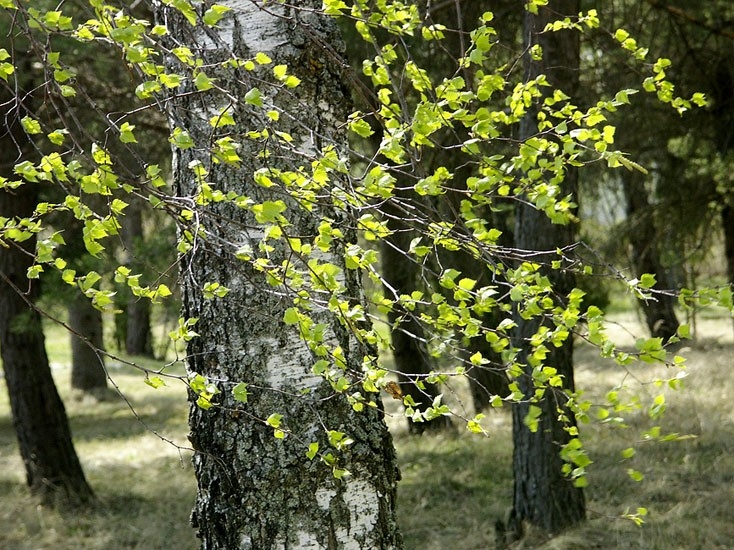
[382,196,451,433]
[623,173,680,341]
[712,61,734,295]
[120,196,154,357]
[0,183,93,506]
[509,0,585,536]
[162,2,402,547]
[439,176,512,412]
[723,204,734,285]
[69,293,108,394]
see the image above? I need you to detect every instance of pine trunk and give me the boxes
[162,2,402,547]
[382,196,450,433]
[510,0,585,534]
[0,67,93,505]
[623,174,680,341]
[69,293,108,394]
[120,197,154,357]
[439,174,512,412]
[0,185,93,506]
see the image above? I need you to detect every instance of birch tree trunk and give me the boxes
[159,2,402,547]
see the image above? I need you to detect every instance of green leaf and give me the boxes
[171,0,197,25]
[194,71,215,91]
[639,273,656,289]
[348,114,374,137]
[266,413,282,428]
[328,430,354,450]
[156,284,172,298]
[119,122,137,143]
[245,88,263,107]
[21,116,42,135]
[322,0,349,15]
[523,405,543,433]
[306,442,319,460]
[627,468,644,482]
[253,200,286,223]
[203,4,231,27]
[27,265,43,279]
[47,129,68,145]
[466,413,486,434]
[159,73,183,89]
[196,396,213,410]
[145,376,167,389]
[209,109,235,128]
[283,307,299,325]
[255,52,272,65]
[233,382,249,403]
[169,128,195,149]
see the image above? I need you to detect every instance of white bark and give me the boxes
[161,1,402,548]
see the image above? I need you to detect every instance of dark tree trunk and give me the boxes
[162,2,402,547]
[69,293,108,393]
[120,196,154,357]
[382,197,451,433]
[723,203,734,285]
[623,173,680,341]
[0,185,93,506]
[712,61,734,291]
[126,296,153,357]
[426,0,513,412]
[509,0,585,535]
[0,64,93,505]
[440,184,512,412]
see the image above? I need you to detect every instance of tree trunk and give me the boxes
[162,2,402,547]
[712,61,734,292]
[0,60,93,506]
[69,293,108,394]
[439,177,512,412]
[0,183,94,506]
[623,173,680,341]
[723,203,734,284]
[382,197,451,433]
[509,0,585,535]
[120,196,154,357]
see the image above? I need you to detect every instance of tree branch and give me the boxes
[645,0,734,40]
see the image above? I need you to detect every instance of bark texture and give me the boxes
[510,0,585,535]
[623,173,679,341]
[723,204,734,286]
[162,2,402,548]
[0,168,93,506]
[712,61,734,290]
[120,196,154,357]
[69,293,108,393]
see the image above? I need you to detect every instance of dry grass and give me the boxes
[0,352,197,550]
[1,313,733,548]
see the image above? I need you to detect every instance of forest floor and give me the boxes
[0,311,733,549]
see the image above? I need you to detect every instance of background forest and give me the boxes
[1,0,733,548]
